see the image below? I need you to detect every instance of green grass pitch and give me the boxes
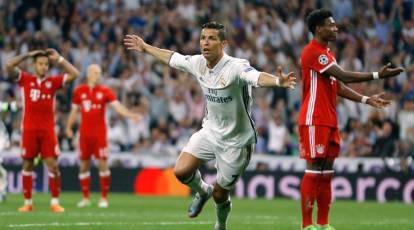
[0,193,412,229]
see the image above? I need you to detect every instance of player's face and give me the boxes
[200,28,226,62]
[319,17,338,41]
[87,65,101,84]
[33,56,49,77]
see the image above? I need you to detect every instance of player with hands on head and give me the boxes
[298,9,404,230]
[124,21,296,230]
[6,48,80,213]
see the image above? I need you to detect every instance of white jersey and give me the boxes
[169,52,261,147]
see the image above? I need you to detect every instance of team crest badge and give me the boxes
[219,76,226,87]
[30,82,35,87]
[318,55,329,65]
[81,93,87,99]
[96,92,103,99]
[45,81,52,88]
[316,144,325,154]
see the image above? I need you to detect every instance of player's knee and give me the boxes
[47,166,60,176]
[213,185,229,204]
[174,166,191,183]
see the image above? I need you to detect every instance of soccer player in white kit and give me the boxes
[124,21,296,230]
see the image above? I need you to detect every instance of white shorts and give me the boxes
[182,129,254,190]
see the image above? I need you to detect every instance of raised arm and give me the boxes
[337,81,391,109]
[257,66,297,89]
[325,63,404,83]
[5,50,44,81]
[123,34,174,65]
[65,105,79,138]
[46,48,80,83]
[111,101,141,123]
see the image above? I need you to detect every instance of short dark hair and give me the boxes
[33,51,49,62]
[201,21,227,41]
[306,9,333,34]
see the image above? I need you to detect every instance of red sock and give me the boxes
[317,172,333,226]
[99,171,111,199]
[22,171,33,200]
[49,173,61,198]
[79,172,91,199]
[301,171,320,228]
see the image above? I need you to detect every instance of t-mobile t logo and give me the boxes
[30,89,41,101]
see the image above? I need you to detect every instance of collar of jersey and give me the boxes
[311,39,329,51]
[206,52,231,73]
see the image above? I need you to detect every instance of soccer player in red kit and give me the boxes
[299,9,404,230]
[6,49,80,212]
[66,64,141,208]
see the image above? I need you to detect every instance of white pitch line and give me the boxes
[7,222,126,228]
[7,221,214,228]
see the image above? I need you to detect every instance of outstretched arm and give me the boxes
[337,81,391,109]
[123,34,174,65]
[257,66,297,89]
[325,63,404,83]
[111,101,141,123]
[46,48,80,83]
[65,105,79,138]
[5,50,45,81]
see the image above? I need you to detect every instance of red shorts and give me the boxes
[21,129,60,159]
[299,125,340,161]
[79,135,109,160]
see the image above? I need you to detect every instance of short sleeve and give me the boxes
[235,60,261,87]
[17,70,29,87]
[50,74,65,90]
[305,49,336,74]
[168,52,201,76]
[105,87,117,103]
[72,88,81,105]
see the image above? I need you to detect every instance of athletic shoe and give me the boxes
[98,198,109,208]
[302,225,318,230]
[17,204,33,212]
[187,185,213,218]
[77,198,91,208]
[50,204,65,213]
[318,224,336,230]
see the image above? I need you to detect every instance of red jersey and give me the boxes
[299,39,338,127]
[18,71,65,130]
[72,84,117,137]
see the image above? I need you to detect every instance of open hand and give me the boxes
[277,66,297,89]
[367,92,392,109]
[123,35,147,52]
[379,63,404,79]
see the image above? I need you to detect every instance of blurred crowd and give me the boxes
[0,0,413,160]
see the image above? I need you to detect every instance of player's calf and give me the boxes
[214,199,232,230]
